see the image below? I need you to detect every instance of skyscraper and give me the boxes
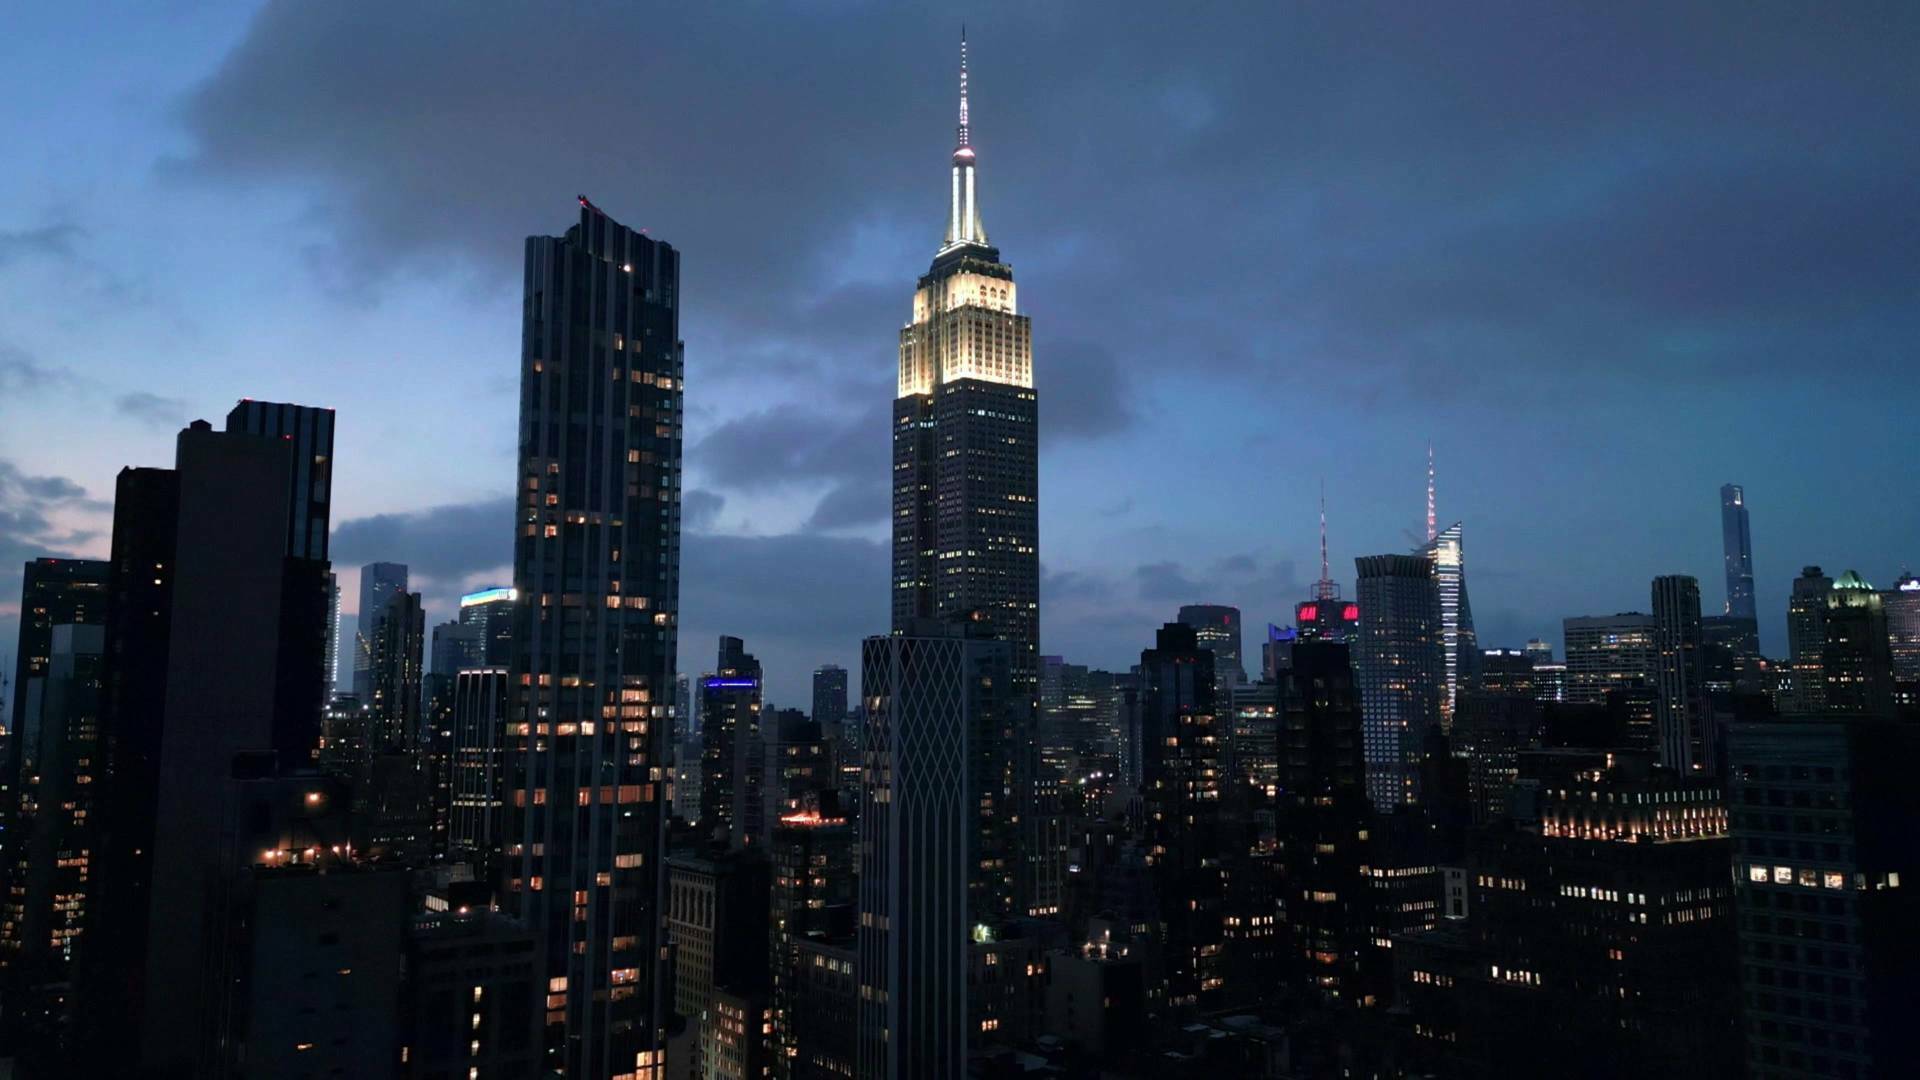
[701,636,763,847]
[1421,521,1480,724]
[811,664,848,730]
[1651,575,1711,771]
[1786,566,1834,715]
[1822,571,1895,717]
[506,198,682,1079]
[856,623,1008,1080]
[1720,484,1758,621]
[889,32,1044,917]
[1136,622,1227,1012]
[1562,613,1659,705]
[354,561,409,700]
[1178,604,1247,688]
[458,585,517,668]
[141,414,335,1070]
[324,571,340,700]
[368,589,424,751]
[1887,573,1920,683]
[1353,553,1443,809]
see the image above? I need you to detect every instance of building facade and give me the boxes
[1354,553,1443,809]
[1422,522,1480,725]
[1652,575,1712,772]
[1563,613,1658,706]
[505,199,683,1079]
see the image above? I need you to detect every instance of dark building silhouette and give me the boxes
[1399,750,1738,1078]
[811,664,847,730]
[701,636,763,848]
[1137,621,1227,1014]
[1274,641,1373,1006]
[1178,603,1246,688]
[368,589,424,751]
[1728,717,1920,1079]
[354,561,408,701]
[69,467,179,1066]
[1354,553,1443,808]
[1786,566,1835,714]
[139,414,336,1073]
[448,667,509,859]
[1821,572,1895,717]
[1721,484,1761,649]
[504,198,682,1078]
[1652,574,1713,772]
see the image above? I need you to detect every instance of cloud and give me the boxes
[1038,340,1136,440]
[691,401,886,493]
[0,346,74,395]
[116,391,189,428]
[682,489,725,532]
[330,497,515,587]
[804,480,889,531]
[0,223,83,266]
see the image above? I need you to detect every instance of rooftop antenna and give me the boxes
[1426,441,1437,544]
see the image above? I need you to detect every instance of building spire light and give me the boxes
[1314,480,1340,601]
[943,27,987,251]
[1426,441,1437,544]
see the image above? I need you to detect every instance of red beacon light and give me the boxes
[1343,604,1360,621]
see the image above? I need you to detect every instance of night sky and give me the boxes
[2,3,1916,705]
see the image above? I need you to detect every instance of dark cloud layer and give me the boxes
[173,3,1920,413]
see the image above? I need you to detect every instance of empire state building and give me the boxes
[891,35,1039,689]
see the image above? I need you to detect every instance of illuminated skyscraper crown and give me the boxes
[944,29,988,250]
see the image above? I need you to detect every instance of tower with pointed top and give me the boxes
[889,31,1041,920]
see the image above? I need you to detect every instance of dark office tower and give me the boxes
[889,35,1042,912]
[1652,575,1712,772]
[1887,573,1920,682]
[3,558,108,803]
[505,198,682,1080]
[1179,603,1247,687]
[701,636,764,847]
[762,709,834,833]
[448,668,510,857]
[1721,483,1758,617]
[811,664,848,729]
[1786,565,1834,714]
[432,618,485,677]
[323,571,340,699]
[1563,612,1659,705]
[1273,641,1372,1005]
[857,623,1010,1080]
[1295,596,1361,644]
[1399,752,1738,1078]
[1728,718,1920,1079]
[1821,571,1895,717]
[70,467,177,1066]
[354,560,408,700]
[459,584,518,667]
[140,416,334,1072]
[1523,638,1554,664]
[768,806,854,1080]
[0,623,102,1061]
[1354,553,1443,809]
[368,589,424,751]
[225,399,334,559]
[1136,622,1227,1013]
[1421,521,1481,725]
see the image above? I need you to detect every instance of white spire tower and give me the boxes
[944,28,987,250]
[1426,441,1437,544]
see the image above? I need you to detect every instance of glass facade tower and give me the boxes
[506,198,682,1079]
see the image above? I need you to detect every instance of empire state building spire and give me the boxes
[945,29,988,250]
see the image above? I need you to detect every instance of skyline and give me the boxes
[5,5,1920,704]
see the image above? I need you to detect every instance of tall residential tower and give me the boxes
[506,199,683,1079]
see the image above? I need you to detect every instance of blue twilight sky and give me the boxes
[2,2,1916,706]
